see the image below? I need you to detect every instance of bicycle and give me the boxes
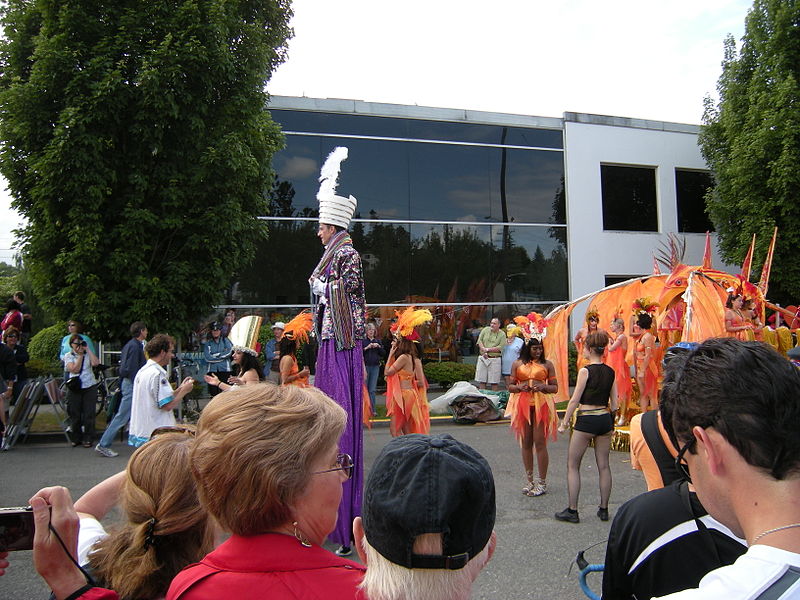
[94,364,120,419]
[171,356,201,421]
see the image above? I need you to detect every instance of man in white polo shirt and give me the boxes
[128,333,195,447]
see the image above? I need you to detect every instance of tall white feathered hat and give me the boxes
[317,146,357,230]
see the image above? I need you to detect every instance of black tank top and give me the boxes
[579,363,615,407]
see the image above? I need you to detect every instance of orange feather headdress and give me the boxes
[632,297,659,316]
[283,311,313,345]
[513,312,548,342]
[390,306,433,341]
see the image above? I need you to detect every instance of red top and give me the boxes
[167,532,365,599]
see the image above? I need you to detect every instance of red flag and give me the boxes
[758,228,778,296]
[740,234,756,282]
[702,231,712,270]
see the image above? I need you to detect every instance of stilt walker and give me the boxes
[309,147,366,556]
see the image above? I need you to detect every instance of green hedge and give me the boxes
[26,358,63,378]
[28,322,67,362]
[423,361,475,388]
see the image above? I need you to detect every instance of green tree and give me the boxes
[0,0,292,339]
[699,1,800,303]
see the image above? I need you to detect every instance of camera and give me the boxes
[0,506,35,552]
[79,340,88,347]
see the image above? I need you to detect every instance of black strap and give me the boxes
[63,585,95,600]
[641,410,681,487]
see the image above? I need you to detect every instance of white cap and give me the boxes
[317,147,357,229]
[272,321,285,330]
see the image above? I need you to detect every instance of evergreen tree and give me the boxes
[0,0,292,338]
[699,0,800,303]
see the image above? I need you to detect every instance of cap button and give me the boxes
[430,438,446,448]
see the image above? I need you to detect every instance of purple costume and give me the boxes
[311,230,366,546]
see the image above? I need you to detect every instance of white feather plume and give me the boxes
[317,146,349,201]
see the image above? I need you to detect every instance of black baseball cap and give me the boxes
[362,434,495,570]
[210,322,222,331]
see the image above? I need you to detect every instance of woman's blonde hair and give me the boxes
[89,432,214,599]
[191,383,346,536]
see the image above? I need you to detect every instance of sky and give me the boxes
[0,0,752,264]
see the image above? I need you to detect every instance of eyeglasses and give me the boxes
[313,453,354,480]
[674,438,696,484]
[150,425,197,439]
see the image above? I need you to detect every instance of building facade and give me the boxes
[230,96,723,336]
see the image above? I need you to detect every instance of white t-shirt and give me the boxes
[656,545,800,600]
[77,516,107,566]
[129,359,175,447]
[64,351,97,388]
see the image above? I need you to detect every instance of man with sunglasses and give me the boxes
[603,343,747,599]
[652,338,800,600]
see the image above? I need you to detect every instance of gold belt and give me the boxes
[577,407,610,416]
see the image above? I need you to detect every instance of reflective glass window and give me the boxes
[270,110,409,138]
[491,226,568,303]
[675,169,715,233]
[352,221,412,301]
[498,149,565,224]
[408,143,491,222]
[272,136,410,219]
[235,220,321,305]
[271,109,563,149]
[601,165,658,232]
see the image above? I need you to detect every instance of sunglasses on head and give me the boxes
[150,425,197,440]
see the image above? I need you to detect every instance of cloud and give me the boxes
[277,156,317,180]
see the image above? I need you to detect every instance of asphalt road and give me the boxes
[0,419,647,600]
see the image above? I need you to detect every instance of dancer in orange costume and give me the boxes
[634,312,658,412]
[506,312,558,497]
[574,307,605,371]
[384,307,432,437]
[278,312,312,387]
[725,290,751,341]
[742,298,764,342]
[607,317,632,425]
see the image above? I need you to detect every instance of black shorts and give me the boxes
[574,413,614,436]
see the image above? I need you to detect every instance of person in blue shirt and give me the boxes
[95,321,148,457]
[60,320,96,359]
[262,322,285,383]
[204,322,233,396]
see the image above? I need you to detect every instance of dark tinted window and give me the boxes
[273,137,564,224]
[270,110,563,149]
[601,165,658,232]
[236,221,568,306]
[272,137,410,219]
[675,169,714,233]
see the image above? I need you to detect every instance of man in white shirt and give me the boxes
[658,338,800,600]
[128,334,194,447]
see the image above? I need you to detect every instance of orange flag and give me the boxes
[740,234,756,282]
[702,231,713,270]
[758,227,778,296]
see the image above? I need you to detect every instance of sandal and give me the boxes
[531,478,547,497]
[522,471,535,495]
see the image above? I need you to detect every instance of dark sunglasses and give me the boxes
[313,453,354,480]
[674,438,697,484]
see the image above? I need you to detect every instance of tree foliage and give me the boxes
[699,0,800,303]
[0,0,292,339]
